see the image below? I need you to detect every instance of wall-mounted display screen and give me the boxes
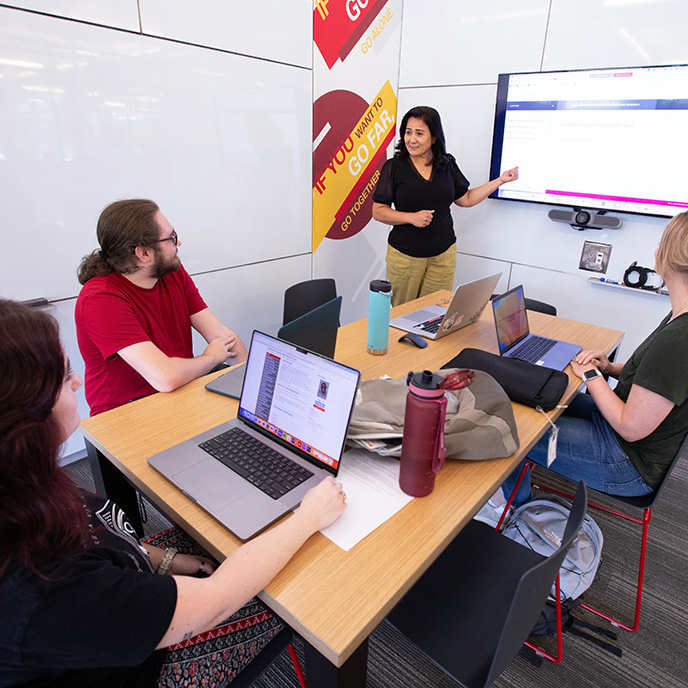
[489,64,688,219]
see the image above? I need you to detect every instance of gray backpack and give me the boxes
[502,496,604,601]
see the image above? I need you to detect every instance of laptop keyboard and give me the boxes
[416,316,442,333]
[510,335,556,364]
[199,427,314,500]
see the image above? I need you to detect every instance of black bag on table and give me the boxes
[442,347,568,411]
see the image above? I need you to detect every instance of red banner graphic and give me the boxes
[313,83,397,247]
[314,0,390,69]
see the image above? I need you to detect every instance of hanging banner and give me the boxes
[312,0,403,322]
[314,0,392,69]
[313,81,396,251]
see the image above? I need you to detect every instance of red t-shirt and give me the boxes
[75,266,207,415]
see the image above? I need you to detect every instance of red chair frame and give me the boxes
[530,478,646,632]
[503,436,687,634]
[495,460,565,663]
[288,644,307,688]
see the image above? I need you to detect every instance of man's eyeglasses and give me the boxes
[153,230,179,246]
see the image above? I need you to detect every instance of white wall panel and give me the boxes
[398,85,496,197]
[190,254,313,355]
[0,9,312,303]
[0,1,140,29]
[139,0,313,68]
[399,0,549,87]
[314,225,389,327]
[509,263,669,361]
[544,0,688,71]
[455,253,510,296]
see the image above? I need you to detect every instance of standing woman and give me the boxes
[0,299,346,686]
[373,106,518,306]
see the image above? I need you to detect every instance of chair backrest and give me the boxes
[524,297,557,316]
[283,278,337,326]
[490,293,557,316]
[611,431,688,511]
[486,481,587,684]
[277,296,342,358]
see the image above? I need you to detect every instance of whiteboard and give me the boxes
[0,8,312,302]
[0,0,139,30]
[139,0,313,69]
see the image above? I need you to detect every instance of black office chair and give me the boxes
[231,627,305,688]
[524,297,557,316]
[529,432,688,632]
[278,296,342,358]
[386,482,587,688]
[283,278,338,326]
[490,293,557,316]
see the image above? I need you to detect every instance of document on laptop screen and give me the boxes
[238,333,359,470]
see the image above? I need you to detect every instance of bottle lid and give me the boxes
[406,370,443,391]
[370,279,392,293]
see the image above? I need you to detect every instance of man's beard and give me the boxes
[153,250,181,279]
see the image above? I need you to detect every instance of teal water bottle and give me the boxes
[367,279,392,355]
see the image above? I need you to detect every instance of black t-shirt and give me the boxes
[613,311,688,489]
[373,154,469,258]
[0,494,177,688]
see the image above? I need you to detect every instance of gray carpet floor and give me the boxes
[64,456,688,687]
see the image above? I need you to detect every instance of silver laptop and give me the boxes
[492,285,581,370]
[204,362,246,400]
[149,330,360,541]
[390,273,502,340]
[205,296,342,400]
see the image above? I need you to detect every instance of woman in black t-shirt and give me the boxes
[0,299,347,687]
[373,105,518,306]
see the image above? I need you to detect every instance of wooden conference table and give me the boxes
[80,290,623,687]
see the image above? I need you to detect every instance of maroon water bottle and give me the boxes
[399,370,448,497]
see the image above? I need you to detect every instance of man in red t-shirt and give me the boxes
[75,199,247,415]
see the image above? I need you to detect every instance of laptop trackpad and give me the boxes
[410,308,440,324]
[174,458,251,511]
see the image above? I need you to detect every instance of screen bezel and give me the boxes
[488,63,688,220]
[492,285,531,354]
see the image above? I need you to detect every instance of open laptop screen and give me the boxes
[492,286,530,352]
[237,331,360,473]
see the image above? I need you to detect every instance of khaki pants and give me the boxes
[386,243,457,307]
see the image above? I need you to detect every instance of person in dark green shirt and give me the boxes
[504,211,688,504]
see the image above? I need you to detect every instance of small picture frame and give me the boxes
[579,241,612,273]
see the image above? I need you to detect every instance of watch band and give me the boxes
[157,547,178,575]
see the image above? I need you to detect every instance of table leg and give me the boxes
[304,637,369,688]
[85,440,144,537]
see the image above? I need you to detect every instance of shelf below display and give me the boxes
[587,277,668,296]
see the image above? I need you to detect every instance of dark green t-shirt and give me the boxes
[614,311,688,489]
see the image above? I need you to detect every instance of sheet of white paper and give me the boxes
[320,448,414,551]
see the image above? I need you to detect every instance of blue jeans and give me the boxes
[503,393,654,506]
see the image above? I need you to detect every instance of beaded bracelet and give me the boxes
[157,547,178,575]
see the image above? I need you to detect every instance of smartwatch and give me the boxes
[583,368,603,384]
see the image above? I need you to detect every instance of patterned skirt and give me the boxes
[144,528,284,687]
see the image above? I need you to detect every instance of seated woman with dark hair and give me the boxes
[503,212,688,506]
[0,299,347,687]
